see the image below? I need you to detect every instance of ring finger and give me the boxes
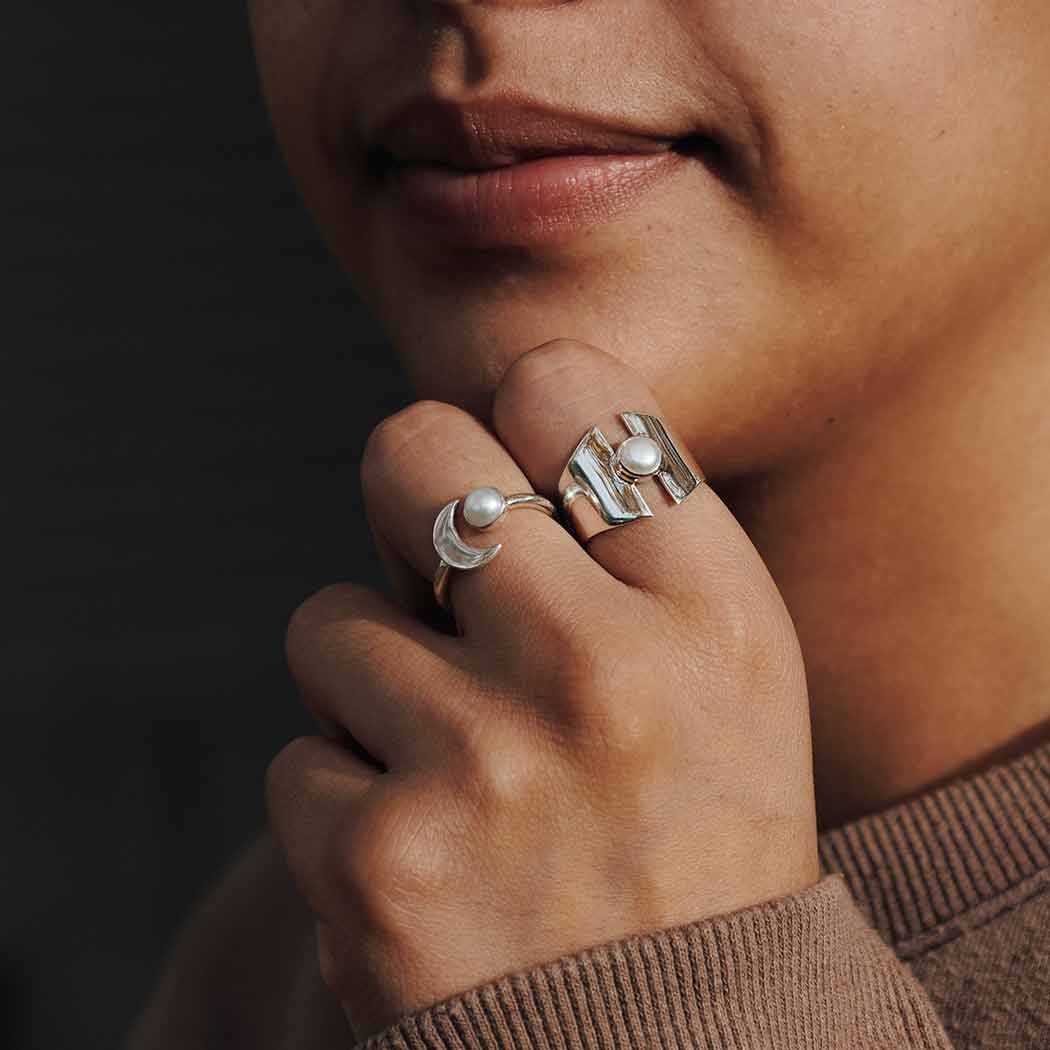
[360,398,610,637]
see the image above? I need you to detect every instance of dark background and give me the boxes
[3,7,410,1048]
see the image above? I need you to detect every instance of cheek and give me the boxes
[248,0,410,309]
[248,1,332,158]
[718,1,1050,291]
[248,1,365,256]
[690,0,1050,416]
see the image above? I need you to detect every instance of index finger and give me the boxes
[491,339,764,602]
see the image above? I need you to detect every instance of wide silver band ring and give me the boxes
[558,410,705,542]
[432,488,557,611]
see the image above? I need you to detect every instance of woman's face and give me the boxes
[249,1,1050,479]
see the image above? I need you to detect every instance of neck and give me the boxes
[720,265,1050,830]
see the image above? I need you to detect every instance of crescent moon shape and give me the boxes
[433,499,502,571]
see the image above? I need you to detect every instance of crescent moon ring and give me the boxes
[432,491,557,611]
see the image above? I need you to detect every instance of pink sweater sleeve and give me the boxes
[349,876,952,1050]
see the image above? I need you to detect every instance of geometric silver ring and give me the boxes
[557,410,705,543]
[432,487,557,612]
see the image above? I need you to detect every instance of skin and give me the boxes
[268,343,819,1035]
[129,1,1050,1046]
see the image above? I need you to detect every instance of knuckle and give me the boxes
[465,719,551,815]
[263,736,313,823]
[285,584,336,661]
[331,786,456,924]
[284,582,368,670]
[361,400,462,496]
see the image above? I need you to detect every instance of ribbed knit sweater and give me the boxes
[350,742,1050,1050]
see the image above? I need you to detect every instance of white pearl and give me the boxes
[462,486,507,528]
[615,435,663,479]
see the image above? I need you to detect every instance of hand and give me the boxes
[266,340,819,1041]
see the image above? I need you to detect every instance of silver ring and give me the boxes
[432,487,557,611]
[557,411,705,542]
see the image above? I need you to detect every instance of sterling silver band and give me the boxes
[432,489,557,611]
[558,411,705,542]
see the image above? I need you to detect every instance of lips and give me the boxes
[368,97,682,172]
[363,96,704,247]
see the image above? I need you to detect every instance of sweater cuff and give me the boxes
[349,876,950,1050]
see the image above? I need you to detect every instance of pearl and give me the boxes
[614,435,663,480]
[462,486,507,529]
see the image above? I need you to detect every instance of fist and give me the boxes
[266,340,818,1041]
